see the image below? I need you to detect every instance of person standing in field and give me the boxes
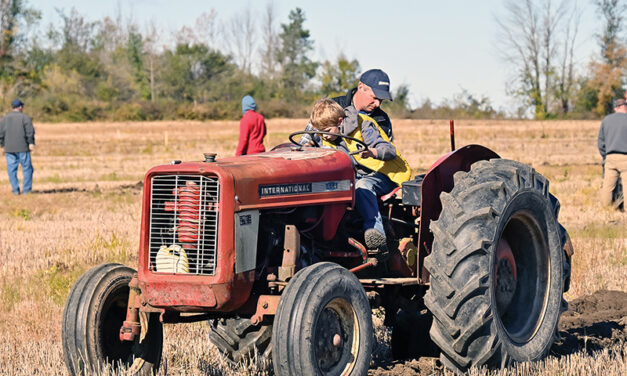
[300,68,394,145]
[235,95,266,156]
[0,99,35,195]
[598,97,627,210]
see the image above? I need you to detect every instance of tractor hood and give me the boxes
[144,146,356,211]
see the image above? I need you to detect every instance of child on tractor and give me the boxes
[308,98,411,255]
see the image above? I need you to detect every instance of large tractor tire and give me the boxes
[424,159,565,373]
[272,262,374,376]
[62,263,163,375]
[208,317,272,365]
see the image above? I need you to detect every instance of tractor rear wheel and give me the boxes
[62,263,163,375]
[208,317,272,366]
[424,159,565,373]
[272,262,373,376]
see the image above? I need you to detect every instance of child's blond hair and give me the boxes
[310,98,345,130]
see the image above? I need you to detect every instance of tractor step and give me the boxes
[359,278,420,286]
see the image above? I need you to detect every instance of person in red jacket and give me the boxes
[236,95,266,156]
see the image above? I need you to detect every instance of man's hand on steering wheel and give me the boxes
[360,148,377,159]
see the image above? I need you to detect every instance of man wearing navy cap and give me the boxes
[300,68,395,145]
[348,69,394,140]
[0,99,35,195]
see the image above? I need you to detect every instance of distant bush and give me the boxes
[138,101,167,120]
[66,102,103,122]
[28,95,105,122]
[261,99,309,119]
[204,101,240,120]
[113,103,146,121]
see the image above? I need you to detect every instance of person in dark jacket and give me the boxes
[598,97,627,209]
[300,69,394,145]
[236,95,266,156]
[0,99,35,195]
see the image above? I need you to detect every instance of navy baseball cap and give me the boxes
[11,99,24,108]
[360,69,393,101]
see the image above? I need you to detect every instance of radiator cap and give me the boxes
[203,153,217,162]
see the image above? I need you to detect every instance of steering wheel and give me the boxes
[288,131,369,156]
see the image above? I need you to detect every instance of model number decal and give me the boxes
[239,214,253,225]
[259,180,351,197]
[259,183,312,196]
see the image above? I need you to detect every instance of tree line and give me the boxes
[498,0,627,119]
[0,0,625,121]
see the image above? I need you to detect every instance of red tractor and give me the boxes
[62,130,574,375]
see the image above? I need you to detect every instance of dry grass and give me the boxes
[0,119,625,375]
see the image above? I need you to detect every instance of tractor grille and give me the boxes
[148,175,219,275]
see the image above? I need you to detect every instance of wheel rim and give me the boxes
[494,209,550,343]
[100,285,133,367]
[314,298,360,375]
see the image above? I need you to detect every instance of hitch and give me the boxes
[250,295,281,325]
[119,275,142,342]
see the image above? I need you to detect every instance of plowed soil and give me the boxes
[369,290,627,375]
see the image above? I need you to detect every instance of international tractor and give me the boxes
[62,128,574,375]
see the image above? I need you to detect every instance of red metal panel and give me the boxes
[139,272,254,312]
[224,148,355,210]
[137,147,355,310]
[321,203,350,241]
[138,164,251,310]
[417,145,500,281]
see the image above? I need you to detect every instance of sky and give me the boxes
[30,0,601,113]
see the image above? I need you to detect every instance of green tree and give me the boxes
[276,8,318,99]
[127,27,150,100]
[11,43,53,96]
[0,0,39,64]
[0,0,40,98]
[90,16,135,102]
[160,43,233,103]
[383,84,413,117]
[453,89,498,119]
[52,8,102,83]
[319,54,360,97]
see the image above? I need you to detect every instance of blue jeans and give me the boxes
[5,152,33,194]
[355,172,397,236]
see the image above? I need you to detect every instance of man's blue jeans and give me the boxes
[5,152,33,194]
[355,172,397,236]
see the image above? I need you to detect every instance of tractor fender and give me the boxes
[417,144,499,281]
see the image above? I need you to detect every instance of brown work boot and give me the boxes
[365,228,386,250]
[365,228,390,263]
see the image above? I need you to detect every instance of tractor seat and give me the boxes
[380,186,401,203]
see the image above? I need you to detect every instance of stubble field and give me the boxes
[0,118,625,375]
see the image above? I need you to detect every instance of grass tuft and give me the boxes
[11,208,32,220]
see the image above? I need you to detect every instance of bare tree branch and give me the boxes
[224,8,255,74]
[259,2,278,79]
[496,0,571,118]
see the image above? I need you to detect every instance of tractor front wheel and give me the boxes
[62,263,163,375]
[272,262,374,376]
[424,159,565,373]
